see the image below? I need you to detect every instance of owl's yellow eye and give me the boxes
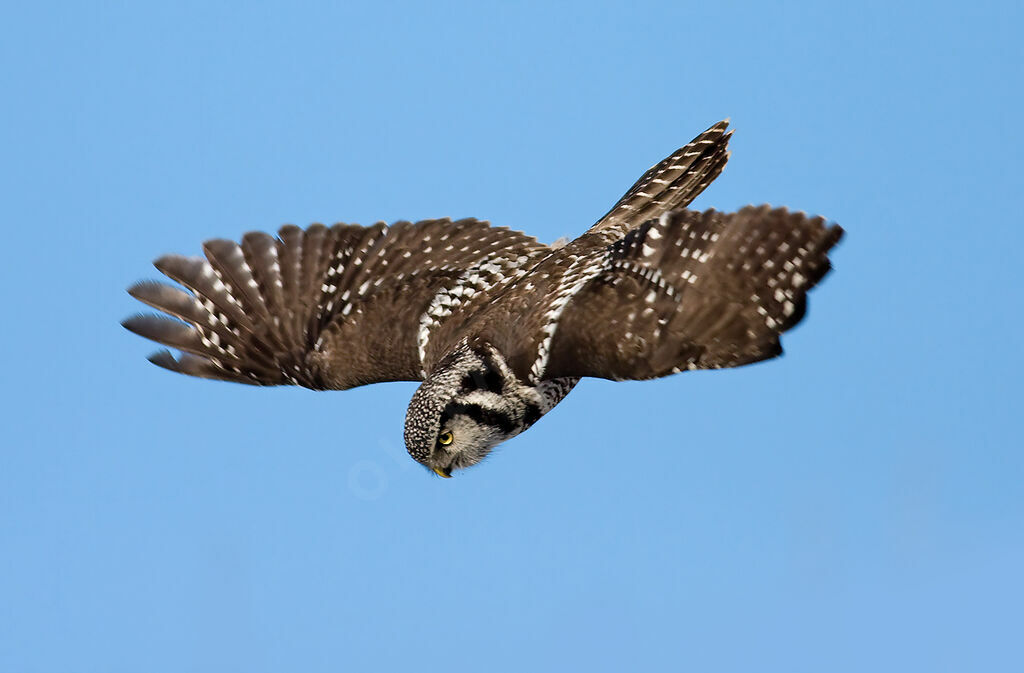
[438,430,454,446]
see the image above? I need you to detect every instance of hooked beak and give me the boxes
[432,466,452,479]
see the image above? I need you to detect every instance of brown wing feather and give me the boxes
[541,207,843,381]
[124,218,548,389]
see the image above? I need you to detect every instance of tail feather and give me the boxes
[590,120,733,239]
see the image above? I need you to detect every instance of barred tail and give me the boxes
[590,120,732,238]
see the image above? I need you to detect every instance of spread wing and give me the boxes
[535,206,843,381]
[587,120,733,243]
[123,218,548,390]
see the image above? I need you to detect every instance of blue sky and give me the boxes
[3,1,1022,671]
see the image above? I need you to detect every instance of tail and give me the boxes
[589,120,732,239]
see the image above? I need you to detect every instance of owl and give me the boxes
[123,121,843,477]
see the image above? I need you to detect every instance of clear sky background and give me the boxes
[3,1,1022,671]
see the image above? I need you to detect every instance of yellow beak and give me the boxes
[432,466,452,479]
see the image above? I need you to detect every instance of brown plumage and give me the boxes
[123,121,843,476]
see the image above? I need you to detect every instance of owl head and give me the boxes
[403,343,538,477]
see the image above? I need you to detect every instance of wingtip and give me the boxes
[826,222,845,246]
[121,313,146,334]
[146,349,180,370]
[126,280,158,300]
[152,253,187,274]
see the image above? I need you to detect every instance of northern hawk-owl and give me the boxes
[123,121,843,477]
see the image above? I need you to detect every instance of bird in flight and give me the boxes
[123,121,843,478]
